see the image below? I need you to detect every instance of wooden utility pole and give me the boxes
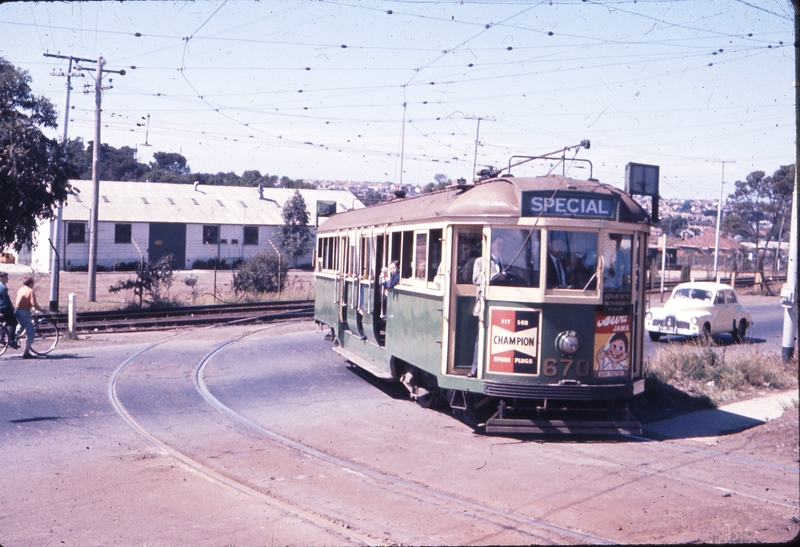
[84,57,126,302]
[43,52,93,311]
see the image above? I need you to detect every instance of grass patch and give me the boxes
[636,340,798,422]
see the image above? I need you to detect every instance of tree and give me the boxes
[83,141,147,181]
[422,173,450,193]
[0,58,74,252]
[279,175,315,189]
[232,252,288,296]
[722,165,794,279]
[275,190,314,267]
[108,254,175,308]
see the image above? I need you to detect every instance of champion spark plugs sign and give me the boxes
[488,307,541,374]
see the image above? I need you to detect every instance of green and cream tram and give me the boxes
[314,152,652,434]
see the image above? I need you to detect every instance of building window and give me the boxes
[243,226,259,245]
[203,225,219,244]
[115,224,132,244]
[67,223,85,244]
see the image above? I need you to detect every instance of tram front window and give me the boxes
[546,230,598,290]
[484,228,541,287]
[603,233,632,292]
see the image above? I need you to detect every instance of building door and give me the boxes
[148,223,186,268]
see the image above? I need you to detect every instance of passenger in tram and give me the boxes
[379,260,400,319]
[604,234,631,291]
[547,233,572,288]
[468,234,512,378]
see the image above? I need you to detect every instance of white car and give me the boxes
[645,282,753,342]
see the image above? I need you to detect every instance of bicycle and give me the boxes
[0,314,59,357]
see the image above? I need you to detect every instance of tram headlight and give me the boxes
[555,331,580,355]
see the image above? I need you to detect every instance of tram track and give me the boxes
[108,320,797,544]
[109,320,614,545]
[55,300,314,333]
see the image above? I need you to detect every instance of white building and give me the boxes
[23,180,361,272]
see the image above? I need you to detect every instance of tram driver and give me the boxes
[472,233,513,286]
[547,232,572,288]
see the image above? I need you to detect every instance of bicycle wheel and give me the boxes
[29,318,59,356]
[0,325,8,357]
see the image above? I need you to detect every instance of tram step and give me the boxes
[332,346,395,380]
[485,417,641,436]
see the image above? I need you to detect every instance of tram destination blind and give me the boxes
[522,191,616,220]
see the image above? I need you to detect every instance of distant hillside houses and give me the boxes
[20,181,363,272]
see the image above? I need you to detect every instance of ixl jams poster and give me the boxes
[488,308,540,374]
[594,312,631,378]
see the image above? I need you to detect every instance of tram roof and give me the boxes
[317,175,649,232]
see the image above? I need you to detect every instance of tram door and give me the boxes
[631,231,648,378]
[446,226,483,375]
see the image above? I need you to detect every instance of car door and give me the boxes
[713,288,735,333]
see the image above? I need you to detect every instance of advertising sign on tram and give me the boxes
[488,307,541,375]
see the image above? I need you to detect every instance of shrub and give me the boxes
[108,254,175,307]
[646,341,798,406]
[232,252,288,296]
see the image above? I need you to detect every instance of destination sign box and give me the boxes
[522,191,616,220]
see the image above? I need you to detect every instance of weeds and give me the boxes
[646,340,798,407]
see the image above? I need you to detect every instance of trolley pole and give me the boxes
[464,115,495,178]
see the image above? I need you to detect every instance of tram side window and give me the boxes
[456,229,482,285]
[546,230,598,290]
[602,233,632,292]
[317,236,337,272]
[401,231,414,280]
[360,236,373,280]
[427,228,443,283]
[414,233,427,281]
[488,228,541,287]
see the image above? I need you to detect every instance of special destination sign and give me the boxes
[488,307,541,375]
[522,191,617,220]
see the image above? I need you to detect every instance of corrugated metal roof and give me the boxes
[62,180,361,225]
[318,175,648,232]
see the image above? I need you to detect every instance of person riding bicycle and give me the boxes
[0,271,19,349]
[14,276,45,359]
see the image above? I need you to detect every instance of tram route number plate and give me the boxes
[487,307,541,375]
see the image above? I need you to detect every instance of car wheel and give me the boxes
[735,319,747,343]
[700,323,712,345]
[648,331,661,342]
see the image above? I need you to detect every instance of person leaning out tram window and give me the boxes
[379,260,400,319]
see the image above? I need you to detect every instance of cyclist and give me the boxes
[14,276,45,359]
[0,271,18,349]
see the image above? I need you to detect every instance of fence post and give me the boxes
[68,293,77,336]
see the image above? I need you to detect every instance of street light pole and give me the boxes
[713,160,734,280]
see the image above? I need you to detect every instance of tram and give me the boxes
[314,143,653,434]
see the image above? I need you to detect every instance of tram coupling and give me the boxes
[484,400,641,436]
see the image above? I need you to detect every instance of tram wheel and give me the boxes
[417,388,439,409]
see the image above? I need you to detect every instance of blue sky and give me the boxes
[0,0,794,199]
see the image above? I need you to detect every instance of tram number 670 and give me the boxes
[542,358,590,377]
